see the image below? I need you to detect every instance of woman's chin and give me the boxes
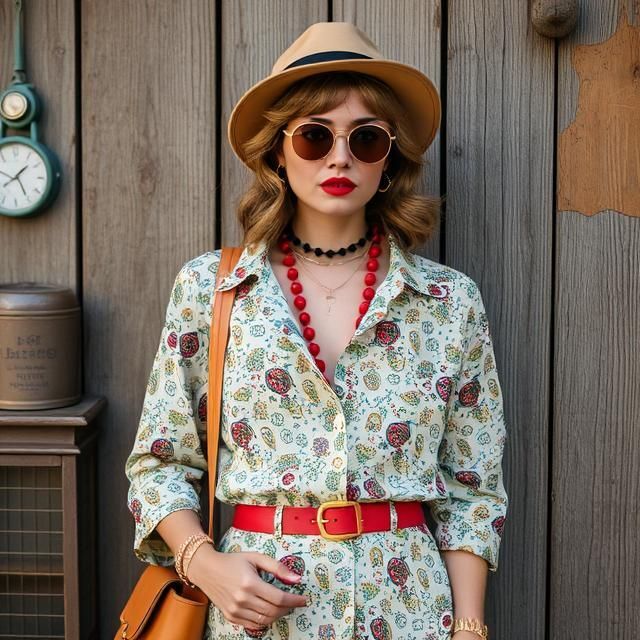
[297,198,367,218]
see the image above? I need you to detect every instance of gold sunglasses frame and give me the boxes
[281,122,396,164]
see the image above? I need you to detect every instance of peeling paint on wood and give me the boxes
[557,9,640,217]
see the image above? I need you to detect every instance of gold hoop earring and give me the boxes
[378,172,392,193]
[276,164,288,185]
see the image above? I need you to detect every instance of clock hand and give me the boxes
[14,165,28,179]
[16,176,27,196]
[2,177,16,187]
[0,170,14,179]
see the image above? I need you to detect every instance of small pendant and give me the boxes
[326,292,336,314]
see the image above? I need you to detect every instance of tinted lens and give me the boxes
[290,123,334,160]
[349,125,392,163]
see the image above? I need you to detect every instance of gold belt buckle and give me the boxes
[315,500,363,541]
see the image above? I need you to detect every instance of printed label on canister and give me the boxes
[0,313,81,409]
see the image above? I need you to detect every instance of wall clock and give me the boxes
[0,0,62,218]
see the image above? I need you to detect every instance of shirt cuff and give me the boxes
[433,516,504,573]
[128,469,203,565]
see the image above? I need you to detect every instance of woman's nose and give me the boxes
[327,133,352,166]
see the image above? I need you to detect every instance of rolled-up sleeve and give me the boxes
[124,261,210,566]
[428,281,508,573]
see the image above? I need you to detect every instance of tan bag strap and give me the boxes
[206,246,243,540]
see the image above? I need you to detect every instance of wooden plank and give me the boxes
[446,2,555,638]
[220,0,327,246]
[61,456,78,640]
[219,0,327,535]
[333,0,443,260]
[552,3,640,637]
[0,395,105,426]
[0,453,60,466]
[81,2,217,636]
[0,0,77,290]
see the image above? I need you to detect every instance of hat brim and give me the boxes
[227,59,441,167]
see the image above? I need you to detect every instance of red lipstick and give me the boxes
[320,177,356,196]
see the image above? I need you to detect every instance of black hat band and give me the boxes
[284,51,372,70]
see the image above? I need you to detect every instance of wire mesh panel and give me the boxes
[0,466,65,639]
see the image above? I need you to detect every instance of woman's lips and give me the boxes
[321,184,355,196]
[320,179,356,196]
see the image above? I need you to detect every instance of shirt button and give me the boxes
[333,414,345,430]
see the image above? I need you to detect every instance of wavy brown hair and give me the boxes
[236,71,443,254]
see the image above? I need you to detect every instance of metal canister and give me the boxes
[0,283,81,410]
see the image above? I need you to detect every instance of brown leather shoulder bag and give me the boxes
[114,246,243,640]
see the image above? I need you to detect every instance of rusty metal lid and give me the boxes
[0,283,80,314]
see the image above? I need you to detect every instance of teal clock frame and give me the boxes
[0,82,40,129]
[0,119,62,218]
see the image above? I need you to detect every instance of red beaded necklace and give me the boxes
[278,223,382,384]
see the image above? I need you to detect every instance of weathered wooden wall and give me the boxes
[0,0,77,288]
[552,2,640,638]
[1,1,638,639]
[81,6,218,636]
[447,3,554,637]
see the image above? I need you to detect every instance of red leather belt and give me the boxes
[232,500,425,541]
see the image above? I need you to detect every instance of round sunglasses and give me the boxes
[281,122,396,164]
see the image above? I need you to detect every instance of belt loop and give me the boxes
[389,501,399,533]
[273,505,284,539]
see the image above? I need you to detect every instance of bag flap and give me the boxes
[118,565,181,639]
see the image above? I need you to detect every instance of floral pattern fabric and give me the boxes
[125,233,509,640]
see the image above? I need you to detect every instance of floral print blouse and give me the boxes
[125,232,508,640]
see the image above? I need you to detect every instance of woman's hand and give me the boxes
[187,544,309,631]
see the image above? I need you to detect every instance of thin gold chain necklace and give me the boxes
[296,250,368,314]
[292,241,371,266]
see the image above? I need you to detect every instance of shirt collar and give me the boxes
[214,239,270,292]
[214,232,450,298]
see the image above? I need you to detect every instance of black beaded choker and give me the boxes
[284,223,374,258]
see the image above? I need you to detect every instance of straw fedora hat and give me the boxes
[227,22,441,167]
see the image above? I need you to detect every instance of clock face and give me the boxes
[0,141,49,212]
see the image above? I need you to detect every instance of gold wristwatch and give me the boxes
[452,617,489,640]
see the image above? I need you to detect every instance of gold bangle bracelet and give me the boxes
[182,535,213,585]
[175,533,198,574]
[175,533,210,587]
[452,617,489,640]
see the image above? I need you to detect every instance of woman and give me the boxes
[125,22,508,640]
